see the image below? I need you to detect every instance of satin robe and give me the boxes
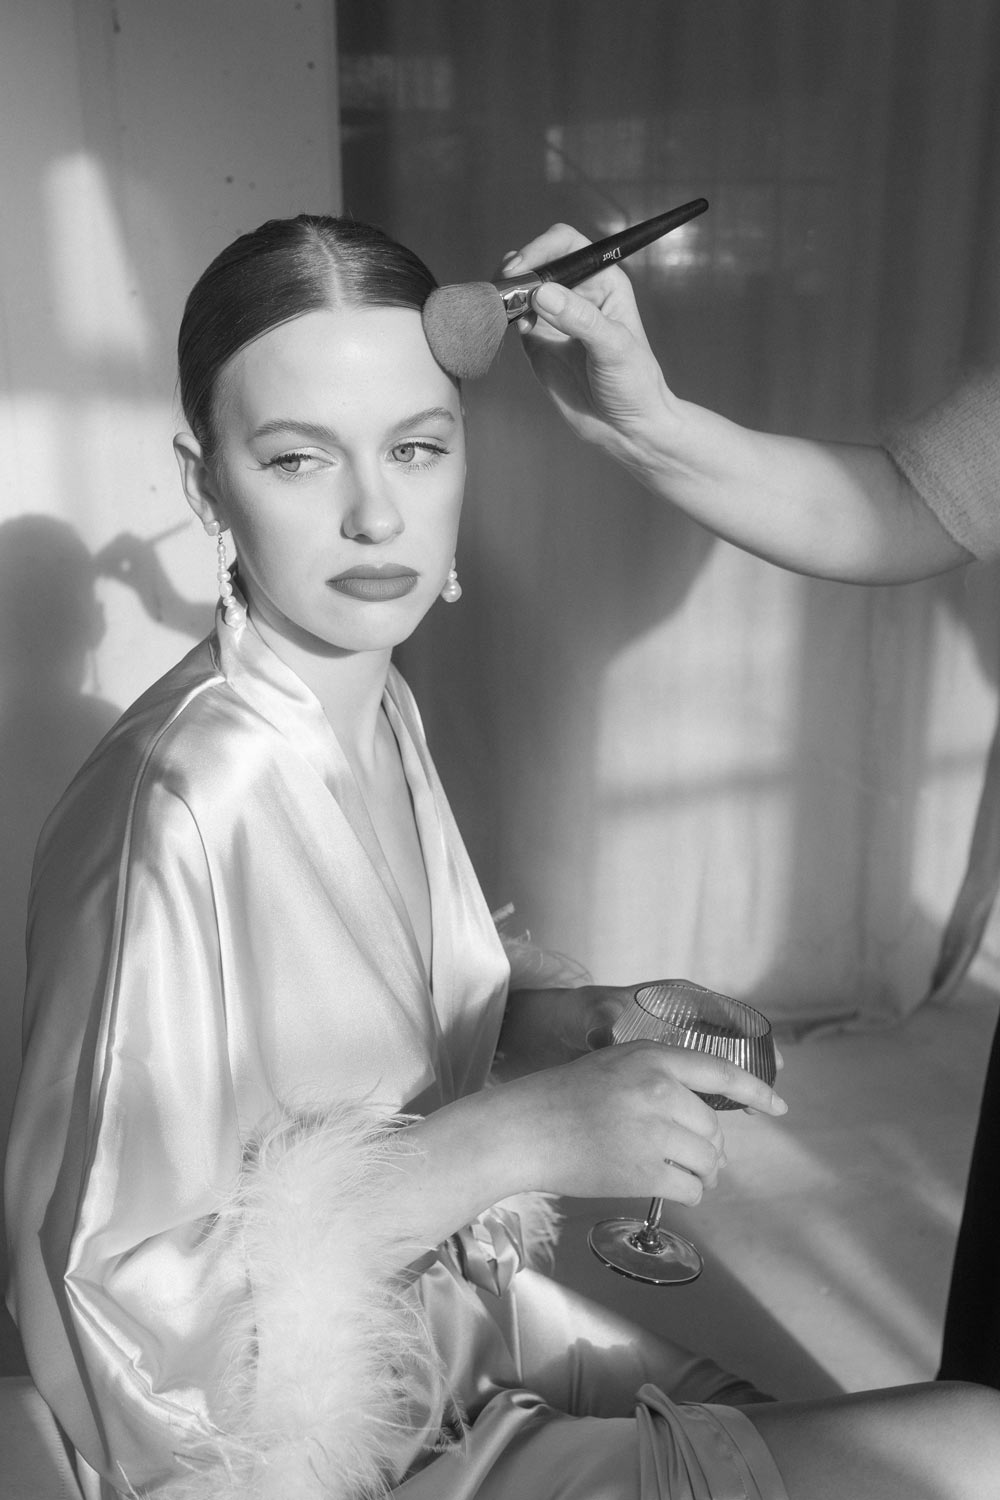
[5,613,786,1500]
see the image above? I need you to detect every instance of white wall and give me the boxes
[0,0,340,1293]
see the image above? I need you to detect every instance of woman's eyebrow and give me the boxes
[391,406,457,434]
[250,408,457,444]
[249,418,338,443]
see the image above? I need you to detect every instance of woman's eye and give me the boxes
[390,440,446,467]
[266,450,319,476]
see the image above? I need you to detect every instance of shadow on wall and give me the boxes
[0,518,211,1373]
[0,515,122,1369]
[740,561,1000,1030]
[397,368,718,942]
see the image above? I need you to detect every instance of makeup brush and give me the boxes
[423,197,708,380]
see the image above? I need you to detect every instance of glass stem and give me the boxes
[634,1196,665,1250]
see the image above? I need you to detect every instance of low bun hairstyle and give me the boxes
[177,215,439,455]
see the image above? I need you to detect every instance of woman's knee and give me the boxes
[741,1380,1000,1500]
[935,1380,1000,1438]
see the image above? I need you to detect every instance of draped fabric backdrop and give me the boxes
[339,0,1000,1028]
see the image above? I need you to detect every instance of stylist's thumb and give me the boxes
[530,283,624,358]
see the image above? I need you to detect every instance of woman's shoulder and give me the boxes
[83,636,229,776]
[38,637,260,846]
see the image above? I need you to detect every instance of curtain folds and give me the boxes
[338,0,1000,1025]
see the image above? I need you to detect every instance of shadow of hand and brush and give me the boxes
[94,526,213,640]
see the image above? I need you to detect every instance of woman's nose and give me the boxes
[342,474,404,543]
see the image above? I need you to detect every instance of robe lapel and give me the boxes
[214,615,440,1053]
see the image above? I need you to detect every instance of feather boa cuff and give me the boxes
[163,1104,451,1500]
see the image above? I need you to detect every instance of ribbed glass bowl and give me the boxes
[612,979,775,1110]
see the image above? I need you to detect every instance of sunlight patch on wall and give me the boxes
[0,389,198,708]
[0,397,66,508]
[44,153,153,362]
[591,550,803,994]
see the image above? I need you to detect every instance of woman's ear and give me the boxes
[173,432,224,531]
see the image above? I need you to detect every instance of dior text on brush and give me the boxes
[422,198,709,380]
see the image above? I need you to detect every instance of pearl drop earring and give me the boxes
[441,558,462,603]
[205,519,246,628]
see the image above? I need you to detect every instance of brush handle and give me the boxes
[538,198,708,288]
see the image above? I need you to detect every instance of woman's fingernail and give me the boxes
[532,282,568,315]
[744,1092,788,1117]
[501,251,522,271]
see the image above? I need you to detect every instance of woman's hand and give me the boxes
[401,1034,787,1246]
[506,1039,786,1204]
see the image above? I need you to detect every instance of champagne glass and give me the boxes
[588,979,776,1285]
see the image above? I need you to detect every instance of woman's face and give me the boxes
[192,304,465,658]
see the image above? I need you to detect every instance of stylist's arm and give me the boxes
[512,223,968,584]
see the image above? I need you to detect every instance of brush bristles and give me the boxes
[422,282,509,379]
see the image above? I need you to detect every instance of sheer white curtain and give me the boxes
[338,0,1000,1025]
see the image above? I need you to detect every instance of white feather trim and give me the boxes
[161,1104,454,1500]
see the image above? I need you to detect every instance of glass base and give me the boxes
[588,1217,704,1285]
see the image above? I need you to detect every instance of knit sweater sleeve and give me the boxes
[880,367,1000,561]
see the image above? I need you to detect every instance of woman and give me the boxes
[4,216,998,1500]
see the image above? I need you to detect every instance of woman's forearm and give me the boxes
[390,1041,787,1251]
[396,1084,536,1246]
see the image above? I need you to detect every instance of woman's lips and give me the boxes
[328,567,418,601]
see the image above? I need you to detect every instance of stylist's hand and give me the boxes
[503,223,682,465]
[512,1040,787,1204]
